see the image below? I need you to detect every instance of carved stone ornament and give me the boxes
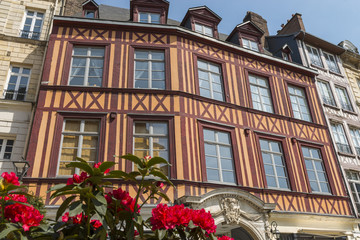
[220,197,261,224]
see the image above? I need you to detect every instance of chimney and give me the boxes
[243,11,269,46]
[277,13,305,35]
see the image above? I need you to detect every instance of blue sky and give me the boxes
[96,0,360,49]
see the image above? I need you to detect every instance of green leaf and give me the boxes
[105,171,134,181]
[95,191,107,205]
[0,223,18,239]
[129,171,141,178]
[157,229,166,240]
[56,195,76,220]
[98,161,115,172]
[146,157,169,168]
[121,154,144,168]
[68,201,83,217]
[92,198,107,216]
[150,170,174,186]
[48,183,67,192]
[157,192,170,202]
[75,157,87,163]
[66,162,93,175]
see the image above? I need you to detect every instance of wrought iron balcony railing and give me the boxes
[336,143,352,154]
[20,30,40,40]
[3,89,27,101]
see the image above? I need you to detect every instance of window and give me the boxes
[197,59,224,101]
[302,146,330,193]
[134,50,165,89]
[259,139,289,189]
[4,66,30,101]
[0,139,14,160]
[69,46,104,87]
[249,74,274,113]
[139,12,160,23]
[288,85,312,122]
[317,81,336,106]
[350,128,360,155]
[203,128,235,183]
[194,23,214,37]
[331,123,351,154]
[85,10,95,18]
[306,45,323,67]
[133,122,169,175]
[323,52,340,74]
[346,171,360,213]
[21,10,43,40]
[242,38,259,52]
[58,120,99,176]
[335,86,353,112]
[282,52,290,61]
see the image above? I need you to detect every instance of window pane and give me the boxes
[288,85,311,121]
[260,139,289,189]
[197,59,224,101]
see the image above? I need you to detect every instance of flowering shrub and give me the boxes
[0,156,234,240]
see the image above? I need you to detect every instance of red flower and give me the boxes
[218,236,234,240]
[150,204,216,234]
[144,155,151,161]
[90,219,102,230]
[105,188,140,213]
[66,172,89,185]
[156,181,164,188]
[94,162,110,174]
[1,172,20,186]
[4,203,43,231]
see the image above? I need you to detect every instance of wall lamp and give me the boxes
[12,159,30,181]
[271,221,281,240]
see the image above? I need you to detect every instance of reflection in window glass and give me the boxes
[249,75,273,113]
[288,85,312,122]
[197,59,224,101]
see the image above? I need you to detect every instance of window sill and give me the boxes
[310,63,326,71]
[338,151,356,158]
[342,109,357,116]
[329,70,343,78]
[323,103,340,110]
[207,180,237,186]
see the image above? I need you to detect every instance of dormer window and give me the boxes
[85,10,95,18]
[194,23,213,37]
[82,0,99,19]
[181,6,221,39]
[323,52,340,74]
[139,12,161,23]
[242,38,259,52]
[226,21,264,53]
[281,45,292,62]
[130,0,169,25]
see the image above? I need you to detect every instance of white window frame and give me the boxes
[3,66,31,101]
[133,122,169,174]
[57,119,99,176]
[134,50,165,89]
[335,86,354,112]
[0,138,14,160]
[302,146,330,194]
[197,59,224,101]
[346,170,360,214]
[20,10,44,39]
[138,12,160,24]
[242,38,259,52]
[203,128,236,184]
[249,74,274,113]
[349,128,360,155]
[306,45,323,68]
[69,46,105,87]
[288,85,312,122]
[323,51,340,74]
[331,122,352,154]
[259,139,290,190]
[317,80,336,106]
[194,23,214,37]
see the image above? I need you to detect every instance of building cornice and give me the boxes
[52,16,318,77]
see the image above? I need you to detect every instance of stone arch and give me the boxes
[177,188,276,240]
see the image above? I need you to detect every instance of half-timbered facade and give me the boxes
[26,1,358,239]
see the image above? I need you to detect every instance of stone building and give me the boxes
[0,0,62,173]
